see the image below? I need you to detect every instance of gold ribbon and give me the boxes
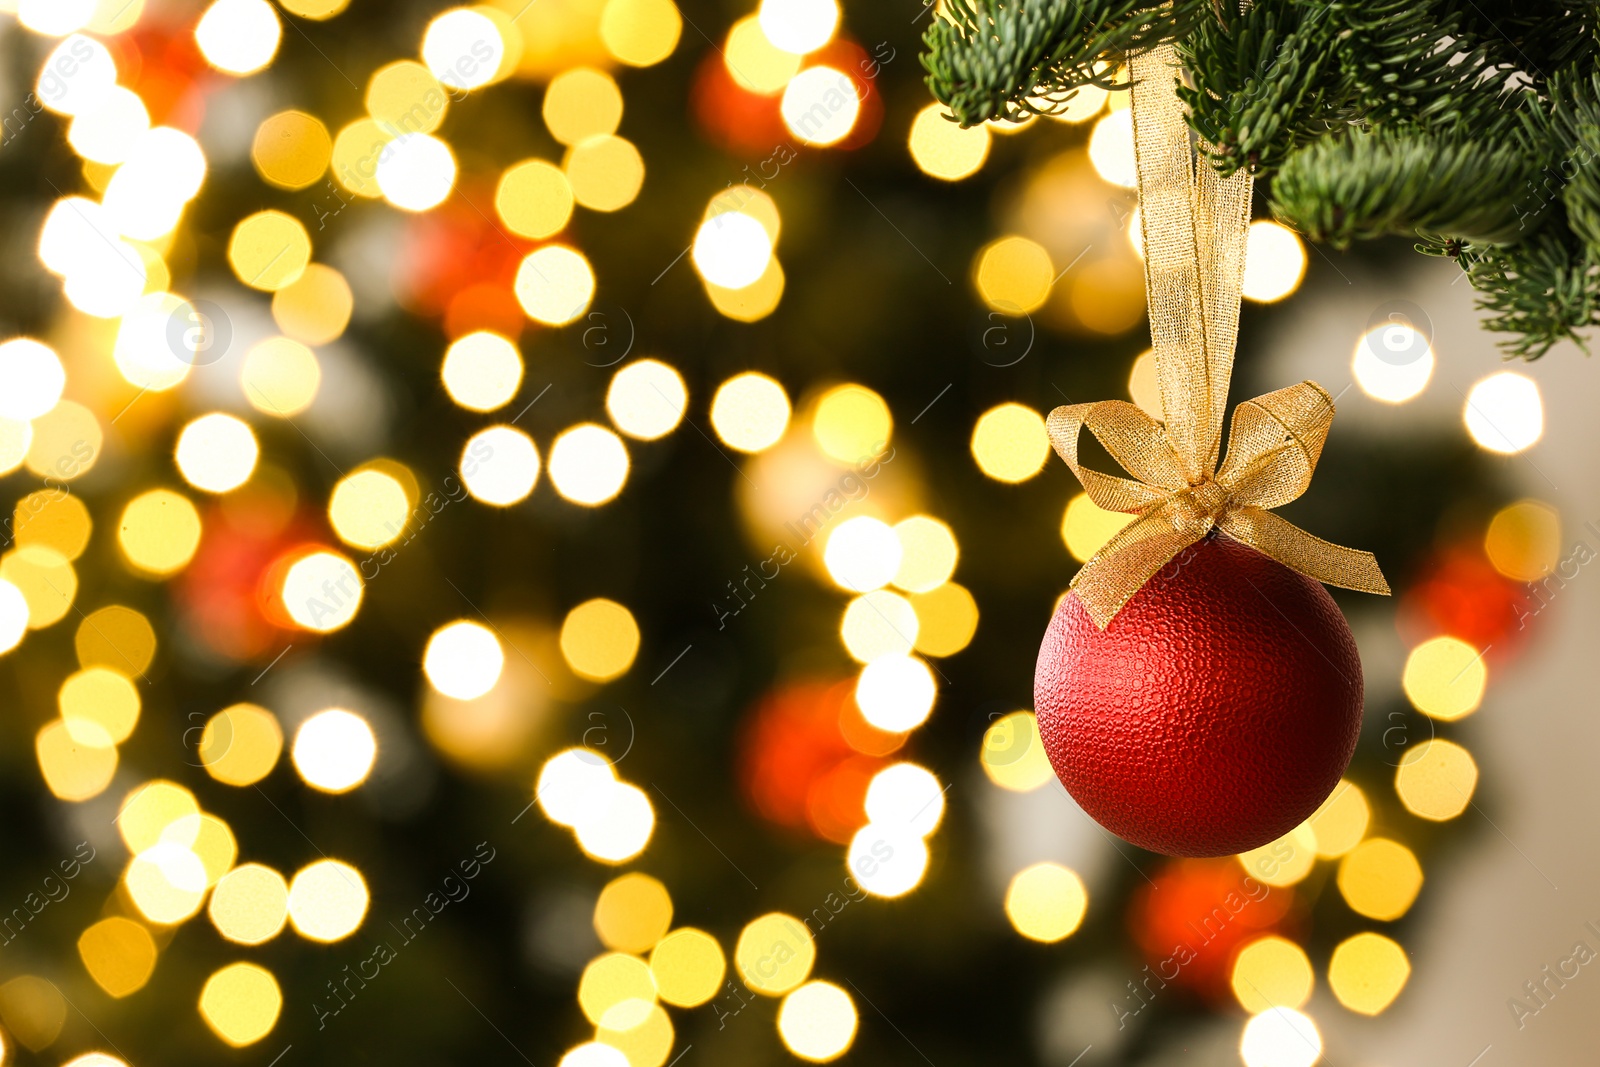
[1049,43,1390,629]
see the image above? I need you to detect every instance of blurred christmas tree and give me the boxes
[0,1,1560,1066]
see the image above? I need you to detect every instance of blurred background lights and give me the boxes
[1465,370,1544,453]
[909,104,990,181]
[209,864,290,945]
[125,842,208,924]
[848,825,928,897]
[1352,321,1435,403]
[281,550,362,631]
[424,620,505,700]
[253,110,334,190]
[892,517,957,592]
[1396,738,1479,820]
[443,331,523,412]
[515,245,595,326]
[1230,935,1313,1012]
[735,913,814,995]
[1240,221,1307,303]
[118,780,199,853]
[1239,824,1317,888]
[1338,838,1423,920]
[1088,109,1137,187]
[1004,863,1088,943]
[329,468,410,549]
[777,981,858,1062]
[864,762,944,837]
[840,590,918,662]
[292,708,376,793]
[607,359,688,440]
[1061,493,1134,563]
[593,872,672,954]
[1307,781,1370,857]
[195,0,282,75]
[280,0,352,16]
[67,87,148,164]
[824,516,902,592]
[38,34,115,115]
[574,781,655,863]
[461,425,541,506]
[758,0,839,54]
[711,372,791,452]
[971,403,1050,482]
[1485,499,1561,580]
[651,928,726,1007]
[199,962,281,1047]
[577,952,655,1026]
[560,1043,630,1067]
[693,212,773,289]
[37,719,116,800]
[559,598,640,681]
[1402,635,1487,720]
[537,748,616,826]
[0,580,29,654]
[114,293,196,391]
[176,414,259,494]
[1328,932,1411,1015]
[981,711,1054,791]
[200,704,283,786]
[376,133,457,212]
[496,159,574,239]
[725,15,802,94]
[549,424,631,505]
[601,0,683,66]
[78,917,158,999]
[59,667,139,746]
[287,859,369,941]
[3,544,76,628]
[811,383,891,464]
[855,654,936,732]
[781,67,860,147]
[916,583,973,658]
[565,134,646,212]
[422,8,506,91]
[19,0,96,36]
[366,60,447,134]
[1239,1007,1322,1067]
[974,235,1054,314]
[0,339,63,420]
[543,67,623,146]
[118,489,202,577]
[241,337,322,417]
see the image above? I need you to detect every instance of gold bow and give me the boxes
[1049,44,1390,629]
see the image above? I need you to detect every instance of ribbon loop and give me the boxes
[1044,37,1389,631]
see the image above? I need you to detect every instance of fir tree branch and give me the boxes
[1452,229,1600,359]
[920,0,1206,127]
[1271,128,1542,247]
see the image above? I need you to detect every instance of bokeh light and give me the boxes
[543,67,623,146]
[693,211,774,290]
[971,403,1050,482]
[974,235,1053,315]
[711,373,790,452]
[422,8,506,91]
[36,720,117,800]
[1485,499,1561,581]
[228,211,311,291]
[1230,935,1313,1012]
[176,414,259,494]
[1088,109,1136,187]
[287,859,368,941]
[424,620,505,700]
[199,704,283,786]
[811,384,891,464]
[758,0,838,54]
[59,667,139,746]
[724,15,801,94]
[496,159,574,240]
[195,0,282,76]
[125,842,208,924]
[559,598,640,681]
[565,134,646,212]
[909,104,989,181]
[515,245,595,325]
[198,962,281,1047]
[574,782,655,863]
[1238,823,1317,888]
[593,873,673,955]
[981,711,1054,791]
[1239,1007,1321,1067]
[1352,323,1434,403]
[0,339,64,420]
[461,425,541,506]
[537,748,617,827]
[891,517,957,592]
[735,913,815,995]
[864,762,944,837]
[840,590,918,662]
[1061,493,1133,563]
[329,468,410,549]
[1395,739,1478,821]
[607,359,688,440]
[292,708,377,793]
[1401,635,1487,720]
[601,0,682,66]
[1307,781,1369,857]
[210,864,290,945]
[376,134,457,212]
[281,550,363,631]
[1328,932,1411,1015]
[273,264,353,345]
[1241,221,1307,303]
[781,67,859,147]
[777,981,857,1062]
[1004,862,1088,943]
[241,337,322,417]
[824,516,902,592]
[848,825,929,897]
[252,110,333,189]
[78,917,157,999]
[855,654,936,732]
[1465,370,1543,453]
[549,423,631,505]
[651,928,725,1007]
[1337,838,1423,921]
[118,490,202,577]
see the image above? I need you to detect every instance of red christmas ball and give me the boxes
[1034,532,1363,857]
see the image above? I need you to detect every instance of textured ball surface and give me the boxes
[1034,532,1364,857]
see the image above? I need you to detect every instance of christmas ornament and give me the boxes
[1032,45,1390,856]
